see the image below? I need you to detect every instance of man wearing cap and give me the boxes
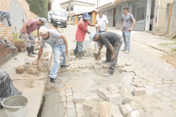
[33,26,69,83]
[89,32,122,77]
[74,12,95,58]
[20,18,47,57]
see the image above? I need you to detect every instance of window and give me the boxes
[53,11,67,17]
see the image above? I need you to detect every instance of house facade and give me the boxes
[114,0,174,35]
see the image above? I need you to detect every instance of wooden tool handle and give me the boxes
[23,39,39,43]
[97,55,100,63]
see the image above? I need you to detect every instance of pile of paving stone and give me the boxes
[15,56,49,75]
[57,83,146,117]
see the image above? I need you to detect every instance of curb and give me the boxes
[0,50,18,66]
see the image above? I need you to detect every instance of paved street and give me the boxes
[51,25,176,117]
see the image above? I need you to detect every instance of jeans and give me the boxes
[49,43,66,79]
[74,41,83,53]
[107,41,122,73]
[20,31,35,47]
[122,31,131,51]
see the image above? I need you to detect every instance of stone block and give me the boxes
[86,64,94,69]
[86,94,100,102]
[129,101,137,110]
[67,95,73,102]
[60,96,66,103]
[66,89,72,96]
[93,65,102,69]
[15,65,24,74]
[134,87,146,96]
[91,106,99,117]
[107,84,119,94]
[67,107,76,117]
[129,110,141,117]
[120,87,132,104]
[72,65,78,69]
[97,102,112,117]
[111,106,123,117]
[78,65,86,68]
[106,93,122,106]
[69,56,76,61]
[102,64,109,68]
[59,90,66,96]
[65,67,75,72]
[25,61,30,65]
[83,101,96,111]
[71,87,78,94]
[73,94,85,103]
[125,62,131,66]
[67,102,75,109]
[27,67,39,75]
[97,88,111,101]
[76,103,85,117]
[120,103,133,116]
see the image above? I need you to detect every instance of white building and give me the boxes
[60,0,95,16]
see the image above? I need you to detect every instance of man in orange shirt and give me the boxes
[74,12,95,58]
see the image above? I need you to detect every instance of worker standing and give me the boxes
[20,18,47,57]
[89,32,122,77]
[120,7,136,54]
[74,12,95,58]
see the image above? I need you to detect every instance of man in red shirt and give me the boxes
[20,18,47,57]
[74,12,95,58]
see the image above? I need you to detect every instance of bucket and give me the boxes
[1,95,28,117]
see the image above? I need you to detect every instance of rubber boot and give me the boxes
[76,52,86,59]
[26,47,35,57]
[31,46,37,54]
[74,50,77,56]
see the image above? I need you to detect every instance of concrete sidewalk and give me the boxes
[0,44,52,117]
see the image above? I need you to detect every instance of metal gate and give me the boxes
[103,8,113,27]
[116,0,147,31]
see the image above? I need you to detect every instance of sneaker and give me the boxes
[60,64,70,67]
[50,78,56,83]
[121,49,126,51]
[104,71,113,77]
[124,50,129,54]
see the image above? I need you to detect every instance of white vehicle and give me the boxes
[48,10,67,28]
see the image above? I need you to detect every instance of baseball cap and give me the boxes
[89,32,96,42]
[83,12,90,20]
[40,18,47,24]
[39,26,48,34]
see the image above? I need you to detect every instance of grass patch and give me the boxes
[172,48,176,52]
[159,42,176,47]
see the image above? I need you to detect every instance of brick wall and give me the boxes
[0,0,12,40]
[0,21,12,40]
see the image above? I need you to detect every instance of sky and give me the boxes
[52,0,114,11]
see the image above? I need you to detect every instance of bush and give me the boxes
[26,0,48,20]
[12,33,25,49]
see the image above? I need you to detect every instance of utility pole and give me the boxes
[69,0,71,25]
[97,0,99,12]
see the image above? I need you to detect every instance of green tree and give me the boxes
[26,0,48,20]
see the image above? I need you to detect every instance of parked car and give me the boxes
[49,10,67,28]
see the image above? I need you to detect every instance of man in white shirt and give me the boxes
[95,11,109,33]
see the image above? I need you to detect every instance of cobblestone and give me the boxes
[160,97,173,102]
